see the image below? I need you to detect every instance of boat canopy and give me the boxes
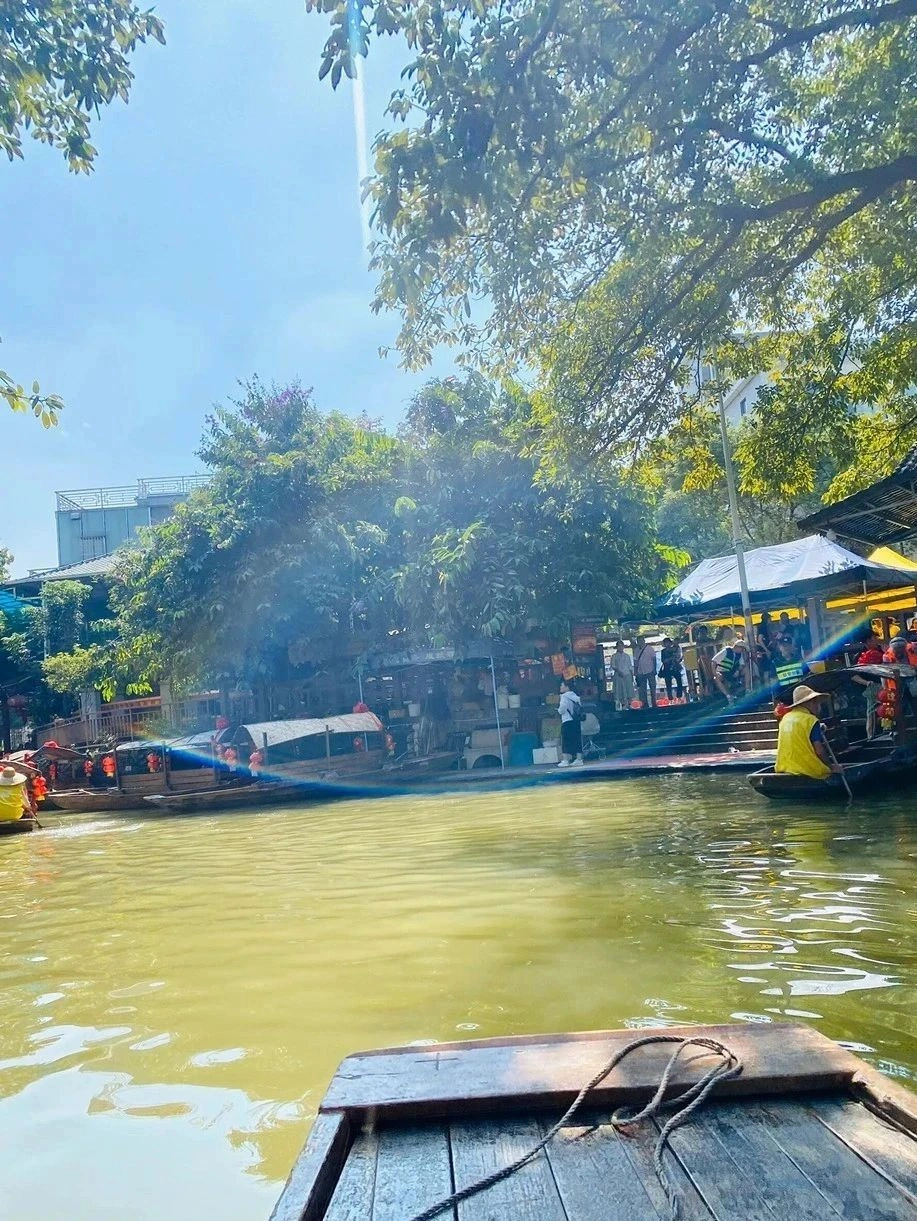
[116,732,217,754]
[658,534,917,617]
[13,744,89,763]
[235,714,382,747]
[806,663,917,691]
[35,744,90,762]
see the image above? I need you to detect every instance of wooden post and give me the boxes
[490,655,505,769]
[325,724,331,761]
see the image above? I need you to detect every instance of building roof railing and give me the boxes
[56,476,209,512]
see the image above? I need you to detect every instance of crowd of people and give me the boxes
[605,614,813,711]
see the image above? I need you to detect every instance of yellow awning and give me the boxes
[869,545,917,572]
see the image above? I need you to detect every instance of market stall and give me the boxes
[658,534,917,652]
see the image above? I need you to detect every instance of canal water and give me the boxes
[1,775,915,1220]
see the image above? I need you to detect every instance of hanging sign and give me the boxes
[572,624,598,655]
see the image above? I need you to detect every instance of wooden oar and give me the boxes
[823,737,853,802]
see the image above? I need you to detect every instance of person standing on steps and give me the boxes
[659,637,684,702]
[634,635,657,709]
[609,639,635,710]
[694,624,715,699]
[557,680,584,767]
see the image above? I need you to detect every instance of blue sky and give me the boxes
[1,0,450,572]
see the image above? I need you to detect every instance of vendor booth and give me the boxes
[658,535,917,652]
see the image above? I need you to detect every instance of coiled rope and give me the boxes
[407,1033,742,1221]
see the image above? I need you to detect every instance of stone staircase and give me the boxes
[593,701,778,758]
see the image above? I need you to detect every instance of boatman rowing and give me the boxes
[0,766,34,821]
[774,685,840,780]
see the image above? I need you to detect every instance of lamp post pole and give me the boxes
[714,367,757,674]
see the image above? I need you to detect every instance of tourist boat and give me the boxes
[47,732,252,813]
[271,1022,917,1221]
[141,714,388,813]
[0,817,38,836]
[219,713,387,780]
[749,662,917,800]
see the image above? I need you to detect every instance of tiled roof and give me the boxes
[7,553,119,586]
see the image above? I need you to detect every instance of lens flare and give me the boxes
[347,2,371,255]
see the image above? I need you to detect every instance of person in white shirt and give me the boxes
[557,680,584,766]
[633,635,657,708]
[609,639,635,710]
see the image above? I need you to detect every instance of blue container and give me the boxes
[508,731,539,767]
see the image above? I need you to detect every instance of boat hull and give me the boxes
[749,752,917,799]
[49,789,148,813]
[144,781,312,813]
[0,817,37,836]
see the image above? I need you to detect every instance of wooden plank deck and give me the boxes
[271,1025,917,1221]
[320,1023,860,1121]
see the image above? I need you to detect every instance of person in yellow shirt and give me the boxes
[0,766,33,820]
[775,686,840,780]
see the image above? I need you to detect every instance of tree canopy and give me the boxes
[101,376,680,697]
[1,1,164,422]
[111,380,407,693]
[0,577,99,745]
[310,0,917,500]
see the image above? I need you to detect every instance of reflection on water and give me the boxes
[1,776,915,1219]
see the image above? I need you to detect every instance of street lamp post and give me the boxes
[713,367,757,669]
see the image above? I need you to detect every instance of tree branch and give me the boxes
[723,155,917,222]
[741,0,917,66]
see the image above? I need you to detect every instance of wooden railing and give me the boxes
[35,693,255,747]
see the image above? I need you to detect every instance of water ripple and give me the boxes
[0,777,915,1220]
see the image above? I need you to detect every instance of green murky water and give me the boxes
[1,776,915,1219]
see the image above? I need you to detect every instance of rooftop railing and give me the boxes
[56,476,209,512]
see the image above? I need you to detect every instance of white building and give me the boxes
[689,354,861,428]
[55,476,208,567]
[720,372,775,427]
